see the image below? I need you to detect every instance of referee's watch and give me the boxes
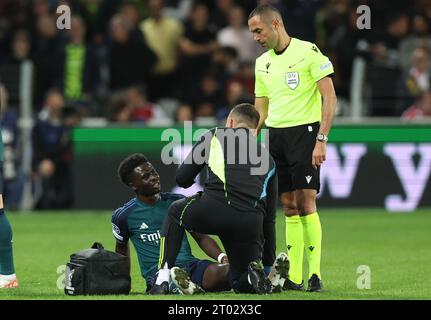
[316,133,328,142]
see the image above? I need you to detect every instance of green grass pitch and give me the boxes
[1,209,431,300]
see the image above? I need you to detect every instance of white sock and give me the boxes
[155,263,170,285]
[0,274,16,280]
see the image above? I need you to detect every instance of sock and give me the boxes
[301,212,322,279]
[285,215,304,284]
[155,262,170,285]
[0,209,15,275]
[158,214,186,269]
[263,266,272,276]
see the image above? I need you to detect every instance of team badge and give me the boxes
[285,72,299,89]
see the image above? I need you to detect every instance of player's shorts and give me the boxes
[267,122,320,193]
[167,192,264,291]
[145,259,212,293]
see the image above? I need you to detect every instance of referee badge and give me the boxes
[285,72,299,89]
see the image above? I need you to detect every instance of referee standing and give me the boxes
[248,5,337,292]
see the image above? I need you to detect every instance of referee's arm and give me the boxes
[312,77,337,168]
[316,77,337,137]
[254,97,269,135]
[262,172,278,267]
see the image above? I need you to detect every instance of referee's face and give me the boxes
[248,15,277,50]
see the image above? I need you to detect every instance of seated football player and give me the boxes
[112,153,231,294]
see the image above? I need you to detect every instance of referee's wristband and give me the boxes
[217,253,227,263]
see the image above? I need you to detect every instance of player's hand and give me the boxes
[312,141,326,169]
[221,255,229,264]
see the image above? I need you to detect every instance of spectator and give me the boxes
[399,14,431,73]
[108,90,132,123]
[398,46,430,113]
[178,2,219,101]
[368,13,409,67]
[57,15,99,115]
[212,46,239,78]
[125,86,168,124]
[32,89,74,209]
[108,14,157,91]
[174,104,194,123]
[33,14,62,107]
[216,80,252,122]
[402,91,431,120]
[5,30,32,64]
[232,61,256,97]
[217,6,263,63]
[188,72,225,117]
[210,0,236,30]
[140,0,184,101]
[406,46,430,94]
[331,7,370,99]
[315,0,351,51]
[367,13,409,116]
[119,1,146,42]
[0,84,20,208]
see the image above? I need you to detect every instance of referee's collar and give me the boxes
[274,37,293,55]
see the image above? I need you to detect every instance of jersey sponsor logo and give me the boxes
[141,230,161,244]
[112,223,123,241]
[140,222,149,230]
[305,176,312,184]
[320,62,332,71]
[285,72,299,89]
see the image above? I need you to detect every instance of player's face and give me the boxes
[248,15,277,50]
[130,163,161,196]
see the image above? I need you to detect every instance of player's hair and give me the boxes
[229,103,260,129]
[118,153,149,186]
[248,4,284,27]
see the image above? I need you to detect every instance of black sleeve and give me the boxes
[176,129,214,188]
[262,171,278,267]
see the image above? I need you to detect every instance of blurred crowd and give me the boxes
[1,0,431,121]
[0,0,430,209]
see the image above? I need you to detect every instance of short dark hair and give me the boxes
[248,4,283,25]
[230,103,260,129]
[118,153,148,186]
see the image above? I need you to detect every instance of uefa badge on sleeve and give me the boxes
[285,72,299,89]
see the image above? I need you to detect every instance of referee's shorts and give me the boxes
[166,192,264,291]
[267,122,321,194]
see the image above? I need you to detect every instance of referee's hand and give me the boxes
[312,141,327,169]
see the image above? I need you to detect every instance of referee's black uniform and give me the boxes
[160,127,277,293]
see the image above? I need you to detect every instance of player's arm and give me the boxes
[254,97,269,135]
[176,130,213,188]
[312,77,337,167]
[112,212,131,274]
[262,171,277,268]
[190,232,229,264]
[115,241,131,275]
